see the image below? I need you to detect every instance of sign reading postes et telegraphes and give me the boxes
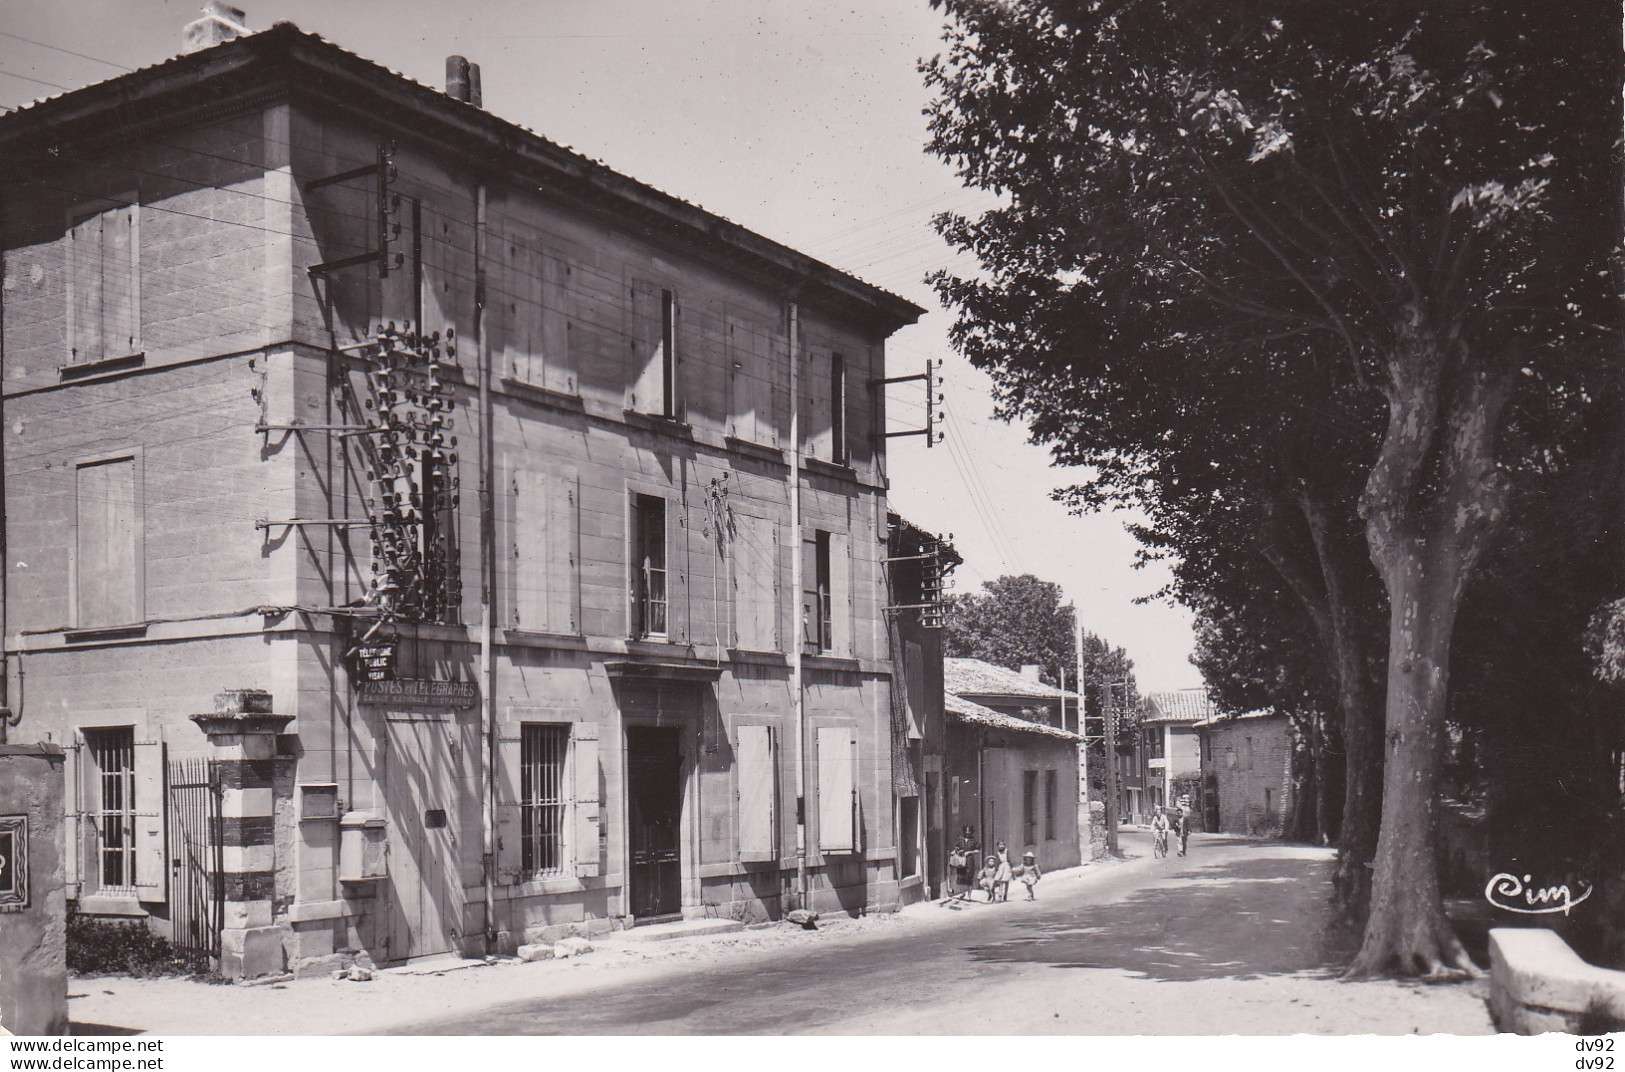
[356,678,479,708]
[0,815,28,911]
[351,642,398,683]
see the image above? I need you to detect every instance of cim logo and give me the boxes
[1484,871,1593,916]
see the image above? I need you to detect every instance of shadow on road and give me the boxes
[964,850,1360,983]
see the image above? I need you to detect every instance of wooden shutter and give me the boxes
[420,206,467,344]
[64,733,83,898]
[68,211,104,364]
[104,202,137,356]
[571,723,601,878]
[494,730,523,883]
[132,729,166,902]
[829,532,852,658]
[629,282,664,413]
[732,514,778,651]
[817,726,857,854]
[736,725,775,861]
[550,474,580,633]
[511,469,549,631]
[76,458,138,628]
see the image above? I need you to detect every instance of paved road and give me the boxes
[403,832,1494,1035]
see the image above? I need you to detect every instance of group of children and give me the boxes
[948,830,1042,903]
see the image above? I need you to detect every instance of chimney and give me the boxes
[182,2,249,54]
[1020,664,1041,683]
[445,55,483,108]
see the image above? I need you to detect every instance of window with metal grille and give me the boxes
[1044,769,1057,841]
[632,494,667,638]
[85,727,137,891]
[1023,769,1038,846]
[520,724,569,876]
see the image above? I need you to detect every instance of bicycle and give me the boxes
[1153,826,1169,858]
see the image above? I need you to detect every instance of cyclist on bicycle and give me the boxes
[1151,808,1171,858]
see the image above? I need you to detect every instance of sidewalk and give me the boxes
[68,859,1127,1036]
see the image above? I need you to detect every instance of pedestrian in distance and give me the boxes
[993,846,1013,902]
[949,827,978,899]
[1018,850,1042,900]
[1176,806,1190,857]
[977,855,1001,902]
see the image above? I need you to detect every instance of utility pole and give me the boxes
[1101,680,1121,857]
[1075,619,1089,858]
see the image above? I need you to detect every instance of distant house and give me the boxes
[943,659,1082,869]
[1139,690,1213,820]
[1196,710,1293,836]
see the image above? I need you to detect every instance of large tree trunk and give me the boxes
[1277,492,1385,920]
[1316,707,1344,846]
[1347,331,1511,978]
[1331,639,1384,922]
[1345,549,1477,977]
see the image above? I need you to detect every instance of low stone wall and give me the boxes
[1489,927,1625,1034]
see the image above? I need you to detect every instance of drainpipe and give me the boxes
[474,181,497,951]
[788,300,807,912]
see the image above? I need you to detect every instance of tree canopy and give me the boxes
[924,0,1619,977]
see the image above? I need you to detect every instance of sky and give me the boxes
[0,0,1204,691]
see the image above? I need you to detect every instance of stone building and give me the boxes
[942,658,1081,870]
[1137,689,1211,820]
[1195,710,1293,836]
[0,15,920,975]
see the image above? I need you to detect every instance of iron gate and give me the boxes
[166,755,223,959]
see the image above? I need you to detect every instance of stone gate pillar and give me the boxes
[192,690,292,979]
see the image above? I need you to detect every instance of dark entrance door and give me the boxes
[627,726,683,920]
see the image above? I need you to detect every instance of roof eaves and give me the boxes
[0,23,924,334]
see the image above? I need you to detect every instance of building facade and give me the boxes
[943,659,1081,870]
[0,21,921,975]
[1196,711,1293,836]
[1137,689,1211,820]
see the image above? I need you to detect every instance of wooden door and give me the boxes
[381,715,461,961]
[626,726,683,920]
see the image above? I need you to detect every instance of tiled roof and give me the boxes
[944,692,1081,742]
[1143,689,1217,724]
[943,658,1079,701]
[1193,708,1287,729]
[0,23,922,328]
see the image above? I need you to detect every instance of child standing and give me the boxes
[977,856,1000,902]
[1018,851,1042,900]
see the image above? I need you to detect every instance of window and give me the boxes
[1264,787,1273,816]
[803,530,832,652]
[898,795,920,878]
[1246,736,1255,771]
[1023,770,1038,846]
[1044,770,1057,841]
[830,352,847,464]
[631,494,667,638]
[85,728,137,892]
[75,457,140,629]
[1144,727,1164,760]
[67,199,139,364]
[520,725,569,876]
